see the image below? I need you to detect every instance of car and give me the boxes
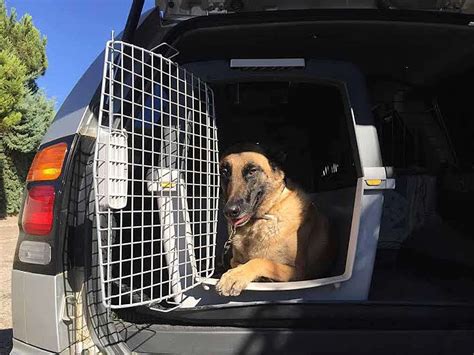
[10,1,474,354]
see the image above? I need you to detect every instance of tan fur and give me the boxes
[216,152,336,297]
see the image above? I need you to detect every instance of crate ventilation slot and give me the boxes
[93,40,220,310]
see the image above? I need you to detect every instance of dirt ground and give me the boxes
[0,217,19,354]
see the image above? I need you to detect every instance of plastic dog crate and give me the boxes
[93,40,394,311]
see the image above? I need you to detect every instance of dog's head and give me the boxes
[219,143,286,227]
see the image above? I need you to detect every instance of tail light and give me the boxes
[22,142,68,236]
[27,142,68,182]
[22,185,56,235]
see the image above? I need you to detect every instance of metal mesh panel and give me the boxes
[93,40,219,309]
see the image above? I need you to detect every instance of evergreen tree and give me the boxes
[3,89,55,152]
[0,1,55,216]
[0,48,27,131]
[0,3,47,82]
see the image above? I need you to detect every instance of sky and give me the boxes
[6,0,155,109]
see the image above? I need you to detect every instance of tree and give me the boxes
[0,1,55,216]
[0,49,27,131]
[0,3,47,82]
[4,89,55,152]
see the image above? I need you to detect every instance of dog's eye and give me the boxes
[220,167,230,178]
[247,167,258,176]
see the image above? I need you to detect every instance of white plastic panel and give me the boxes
[96,128,128,209]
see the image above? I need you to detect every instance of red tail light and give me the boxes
[22,185,55,236]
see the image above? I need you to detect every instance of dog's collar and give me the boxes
[221,197,282,268]
[221,211,279,267]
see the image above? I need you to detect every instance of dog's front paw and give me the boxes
[216,266,253,296]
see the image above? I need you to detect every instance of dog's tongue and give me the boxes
[232,215,251,227]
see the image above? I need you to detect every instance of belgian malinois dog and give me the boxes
[216,143,336,296]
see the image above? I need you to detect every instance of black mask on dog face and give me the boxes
[220,143,286,227]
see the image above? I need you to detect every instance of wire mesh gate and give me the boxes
[93,40,220,309]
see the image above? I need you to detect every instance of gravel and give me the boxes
[0,217,19,354]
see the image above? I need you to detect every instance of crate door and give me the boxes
[93,40,220,309]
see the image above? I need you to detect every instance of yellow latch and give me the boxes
[365,179,383,186]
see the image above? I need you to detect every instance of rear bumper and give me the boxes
[10,338,56,355]
[11,270,70,353]
[122,325,474,355]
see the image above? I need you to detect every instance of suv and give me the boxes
[10,1,474,354]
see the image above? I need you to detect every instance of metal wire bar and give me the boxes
[93,40,220,309]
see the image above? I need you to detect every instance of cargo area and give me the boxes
[90,13,474,324]
[94,48,474,317]
[115,76,474,321]
[368,80,474,303]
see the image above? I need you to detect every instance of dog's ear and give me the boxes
[269,150,287,171]
[250,142,287,173]
[263,145,287,173]
[267,150,286,183]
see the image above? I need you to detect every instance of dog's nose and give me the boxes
[224,203,241,219]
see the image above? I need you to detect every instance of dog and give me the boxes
[216,143,337,296]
